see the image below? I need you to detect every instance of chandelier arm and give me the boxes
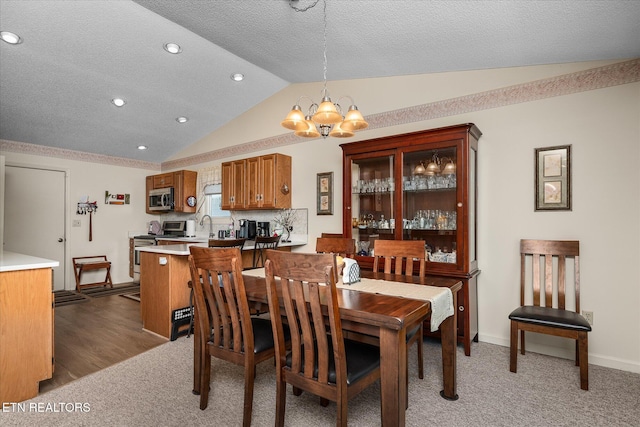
[289,0,320,13]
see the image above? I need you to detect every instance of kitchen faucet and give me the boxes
[200,215,214,238]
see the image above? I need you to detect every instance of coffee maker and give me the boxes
[238,219,257,239]
[257,221,270,237]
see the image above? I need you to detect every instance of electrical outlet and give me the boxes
[582,310,593,325]
[72,219,81,227]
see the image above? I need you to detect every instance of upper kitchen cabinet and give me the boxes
[146,170,197,214]
[221,160,246,210]
[340,123,481,355]
[222,153,291,211]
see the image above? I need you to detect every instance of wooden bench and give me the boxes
[72,256,113,293]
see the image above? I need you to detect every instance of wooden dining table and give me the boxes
[192,269,462,427]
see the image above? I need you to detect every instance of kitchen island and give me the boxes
[0,251,59,403]
[136,239,305,339]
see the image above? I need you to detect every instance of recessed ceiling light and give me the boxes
[137,145,148,150]
[176,117,188,123]
[111,98,126,107]
[231,73,244,82]
[0,31,22,44]
[163,42,182,54]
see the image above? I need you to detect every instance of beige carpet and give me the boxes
[3,338,639,426]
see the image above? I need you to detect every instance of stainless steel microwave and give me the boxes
[149,187,174,211]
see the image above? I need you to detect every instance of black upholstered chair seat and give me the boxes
[286,338,380,385]
[509,305,591,332]
[209,318,289,354]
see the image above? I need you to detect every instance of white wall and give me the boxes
[0,151,155,286]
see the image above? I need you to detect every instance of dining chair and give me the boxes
[188,246,277,424]
[321,232,344,238]
[186,237,249,338]
[315,237,356,257]
[264,250,381,427]
[509,239,592,390]
[252,235,280,268]
[372,239,426,388]
[208,237,246,249]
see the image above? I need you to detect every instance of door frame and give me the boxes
[5,161,70,290]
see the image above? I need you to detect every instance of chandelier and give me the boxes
[281,0,368,138]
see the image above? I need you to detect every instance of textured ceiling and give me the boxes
[1,0,639,164]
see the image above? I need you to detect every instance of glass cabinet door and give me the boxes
[350,154,394,256]
[402,147,459,267]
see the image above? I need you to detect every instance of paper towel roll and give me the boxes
[186,220,196,237]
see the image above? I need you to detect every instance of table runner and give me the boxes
[242,267,453,332]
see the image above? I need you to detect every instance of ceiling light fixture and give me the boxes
[137,145,148,150]
[111,98,126,107]
[163,42,182,54]
[176,116,188,123]
[0,31,22,44]
[281,0,368,139]
[231,73,244,82]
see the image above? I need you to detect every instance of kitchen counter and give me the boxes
[136,238,304,339]
[136,238,307,255]
[0,251,59,272]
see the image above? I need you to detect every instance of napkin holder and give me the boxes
[342,258,361,284]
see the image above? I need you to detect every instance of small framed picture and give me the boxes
[535,145,571,211]
[317,172,333,215]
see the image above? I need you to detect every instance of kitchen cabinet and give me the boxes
[221,160,246,210]
[172,170,197,213]
[340,123,481,356]
[0,266,54,402]
[245,153,292,209]
[145,170,197,214]
[153,173,174,188]
[140,252,191,339]
[222,153,291,211]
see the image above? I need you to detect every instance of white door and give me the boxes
[3,165,66,290]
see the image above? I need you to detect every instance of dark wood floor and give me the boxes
[40,295,167,394]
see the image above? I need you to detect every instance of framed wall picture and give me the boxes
[535,145,571,211]
[317,171,333,215]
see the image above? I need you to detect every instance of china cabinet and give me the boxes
[340,123,481,355]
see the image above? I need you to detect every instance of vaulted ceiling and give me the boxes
[1,0,638,163]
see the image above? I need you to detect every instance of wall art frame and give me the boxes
[535,145,571,211]
[316,171,333,215]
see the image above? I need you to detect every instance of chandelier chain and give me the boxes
[322,0,328,96]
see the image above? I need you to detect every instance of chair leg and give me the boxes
[519,329,526,355]
[243,364,256,427]
[509,320,518,373]
[336,397,348,427]
[417,323,424,379]
[578,332,589,391]
[200,354,211,410]
[320,397,330,407]
[275,378,286,427]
